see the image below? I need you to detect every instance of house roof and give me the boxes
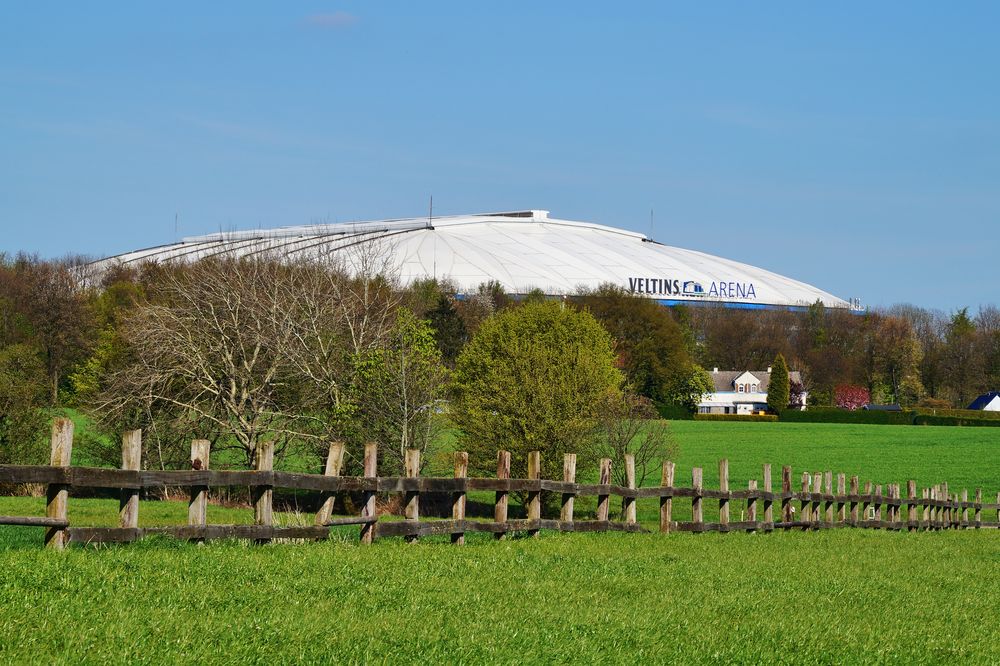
[968,391,1000,410]
[709,369,802,393]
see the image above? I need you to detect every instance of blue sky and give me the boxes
[2,3,998,311]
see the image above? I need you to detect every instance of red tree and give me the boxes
[835,384,869,410]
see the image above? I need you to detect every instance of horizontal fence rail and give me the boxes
[1,419,998,549]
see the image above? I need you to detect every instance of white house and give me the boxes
[698,367,806,415]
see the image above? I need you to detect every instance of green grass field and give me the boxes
[2,421,1000,663]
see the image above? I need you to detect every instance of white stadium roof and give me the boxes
[90,210,853,310]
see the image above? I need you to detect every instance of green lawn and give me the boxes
[1,530,999,663]
[2,421,999,663]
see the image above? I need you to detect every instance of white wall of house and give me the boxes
[985,395,1000,412]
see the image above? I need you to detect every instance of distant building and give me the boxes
[863,404,903,412]
[968,391,1000,412]
[87,209,855,312]
[698,367,806,415]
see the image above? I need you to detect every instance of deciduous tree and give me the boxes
[451,300,623,482]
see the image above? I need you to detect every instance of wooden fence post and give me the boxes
[495,450,510,540]
[874,484,883,525]
[862,481,872,524]
[781,466,792,527]
[660,460,674,533]
[624,454,637,526]
[961,489,968,528]
[892,483,904,530]
[800,472,811,527]
[824,471,833,525]
[812,472,822,527]
[888,484,895,525]
[119,429,141,531]
[45,418,74,550]
[887,484,895,526]
[849,476,859,525]
[692,467,703,529]
[719,459,729,529]
[253,439,274,543]
[527,450,541,538]
[360,442,377,545]
[560,453,576,526]
[404,448,420,543]
[922,488,929,529]
[931,487,938,529]
[452,452,468,544]
[763,464,773,530]
[188,439,211,532]
[837,473,846,524]
[315,442,345,526]
[907,480,916,530]
[942,482,950,528]
[597,458,612,523]
[747,479,758,526]
[974,488,982,528]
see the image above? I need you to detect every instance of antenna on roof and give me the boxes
[174,212,178,241]
[649,208,654,240]
[428,195,433,229]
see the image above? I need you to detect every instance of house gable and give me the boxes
[732,371,761,394]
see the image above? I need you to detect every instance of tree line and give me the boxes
[1,250,997,476]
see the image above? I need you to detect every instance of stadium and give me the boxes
[91,209,855,311]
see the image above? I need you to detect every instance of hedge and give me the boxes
[655,403,694,420]
[694,414,779,422]
[914,408,1000,421]
[780,408,915,426]
[913,414,1000,427]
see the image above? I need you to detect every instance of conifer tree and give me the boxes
[767,353,790,414]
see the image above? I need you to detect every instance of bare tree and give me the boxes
[597,392,679,494]
[98,256,323,467]
[94,244,408,470]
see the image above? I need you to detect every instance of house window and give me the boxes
[738,384,744,393]
[752,384,758,392]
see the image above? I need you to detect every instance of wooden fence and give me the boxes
[2,419,999,549]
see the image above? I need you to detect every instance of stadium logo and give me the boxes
[628,277,757,300]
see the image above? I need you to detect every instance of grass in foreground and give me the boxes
[1,529,999,663]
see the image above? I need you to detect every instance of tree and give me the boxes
[353,308,449,473]
[835,384,870,410]
[451,300,623,483]
[95,257,320,468]
[596,392,678,492]
[942,308,983,406]
[664,364,714,413]
[789,378,806,409]
[872,315,923,405]
[767,354,790,414]
[577,285,695,407]
[8,257,94,405]
[0,343,47,464]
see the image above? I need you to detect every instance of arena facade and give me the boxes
[91,209,856,311]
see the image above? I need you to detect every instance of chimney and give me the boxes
[767,366,772,373]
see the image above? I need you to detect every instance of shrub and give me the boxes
[450,300,623,482]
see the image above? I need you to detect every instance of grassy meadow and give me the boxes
[2,421,1000,663]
